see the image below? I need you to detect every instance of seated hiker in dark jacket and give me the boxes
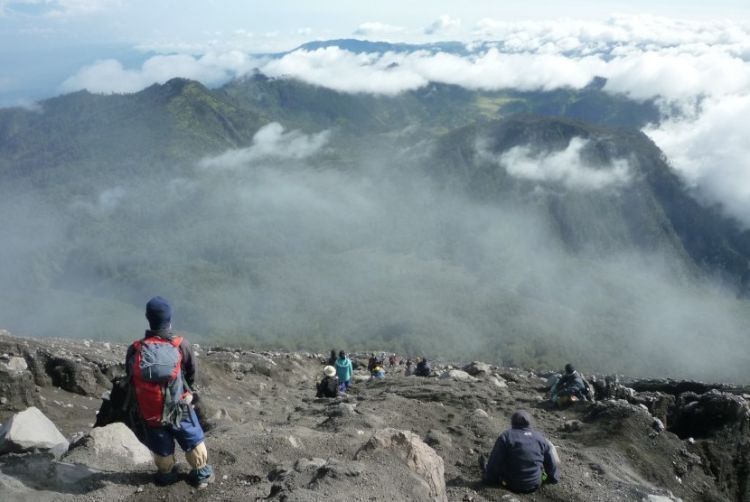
[414,357,431,377]
[483,410,559,493]
[316,366,339,398]
[551,363,590,406]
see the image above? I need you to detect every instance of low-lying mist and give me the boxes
[2,123,749,382]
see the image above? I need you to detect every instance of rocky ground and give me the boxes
[0,329,749,502]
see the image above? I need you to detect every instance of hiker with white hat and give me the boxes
[316,365,340,398]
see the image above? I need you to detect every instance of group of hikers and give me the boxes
[316,350,434,397]
[115,296,593,494]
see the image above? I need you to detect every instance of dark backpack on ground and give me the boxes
[94,375,148,446]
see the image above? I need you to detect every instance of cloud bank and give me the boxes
[57,15,750,226]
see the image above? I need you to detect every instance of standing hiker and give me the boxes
[126,296,215,488]
[335,350,353,393]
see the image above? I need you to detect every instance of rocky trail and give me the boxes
[0,329,749,501]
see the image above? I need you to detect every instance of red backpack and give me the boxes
[131,335,188,427]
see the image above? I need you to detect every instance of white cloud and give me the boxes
[645,95,750,226]
[260,47,601,95]
[424,15,461,35]
[353,22,405,37]
[481,137,632,191]
[60,51,261,94]
[199,122,330,170]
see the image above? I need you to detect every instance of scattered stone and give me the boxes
[328,402,356,417]
[562,420,583,432]
[288,435,302,449]
[473,409,489,419]
[353,373,370,383]
[489,376,508,389]
[652,418,665,433]
[0,406,69,457]
[294,457,327,472]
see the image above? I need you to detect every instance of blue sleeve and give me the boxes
[483,435,507,485]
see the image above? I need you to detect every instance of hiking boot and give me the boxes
[189,465,215,489]
[154,466,181,486]
[197,472,215,489]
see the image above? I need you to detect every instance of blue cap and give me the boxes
[146,296,172,329]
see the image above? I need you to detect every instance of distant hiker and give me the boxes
[335,350,353,393]
[414,357,431,377]
[482,410,559,493]
[405,359,414,376]
[370,361,385,379]
[328,350,337,366]
[367,353,382,373]
[316,366,339,398]
[126,296,215,489]
[389,354,401,366]
[550,363,592,406]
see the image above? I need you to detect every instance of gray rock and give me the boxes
[473,409,489,419]
[2,357,28,373]
[0,407,69,457]
[463,361,491,377]
[439,370,477,383]
[63,422,151,470]
[489,376,508,389]
[328,402,357,417]
[652,418,666,433]
[563,420,583,432]
[294,457,327,472]
[424,429,453,448]
[356,428,447,502]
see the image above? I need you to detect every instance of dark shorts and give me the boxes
[146,407,205,456]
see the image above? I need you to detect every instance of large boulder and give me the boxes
[43,355,108,396]
[463,361,492,377]
[63,422,151,470]
[439,369,477,383]
[0,407,69,457]
[356,428,447,502]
